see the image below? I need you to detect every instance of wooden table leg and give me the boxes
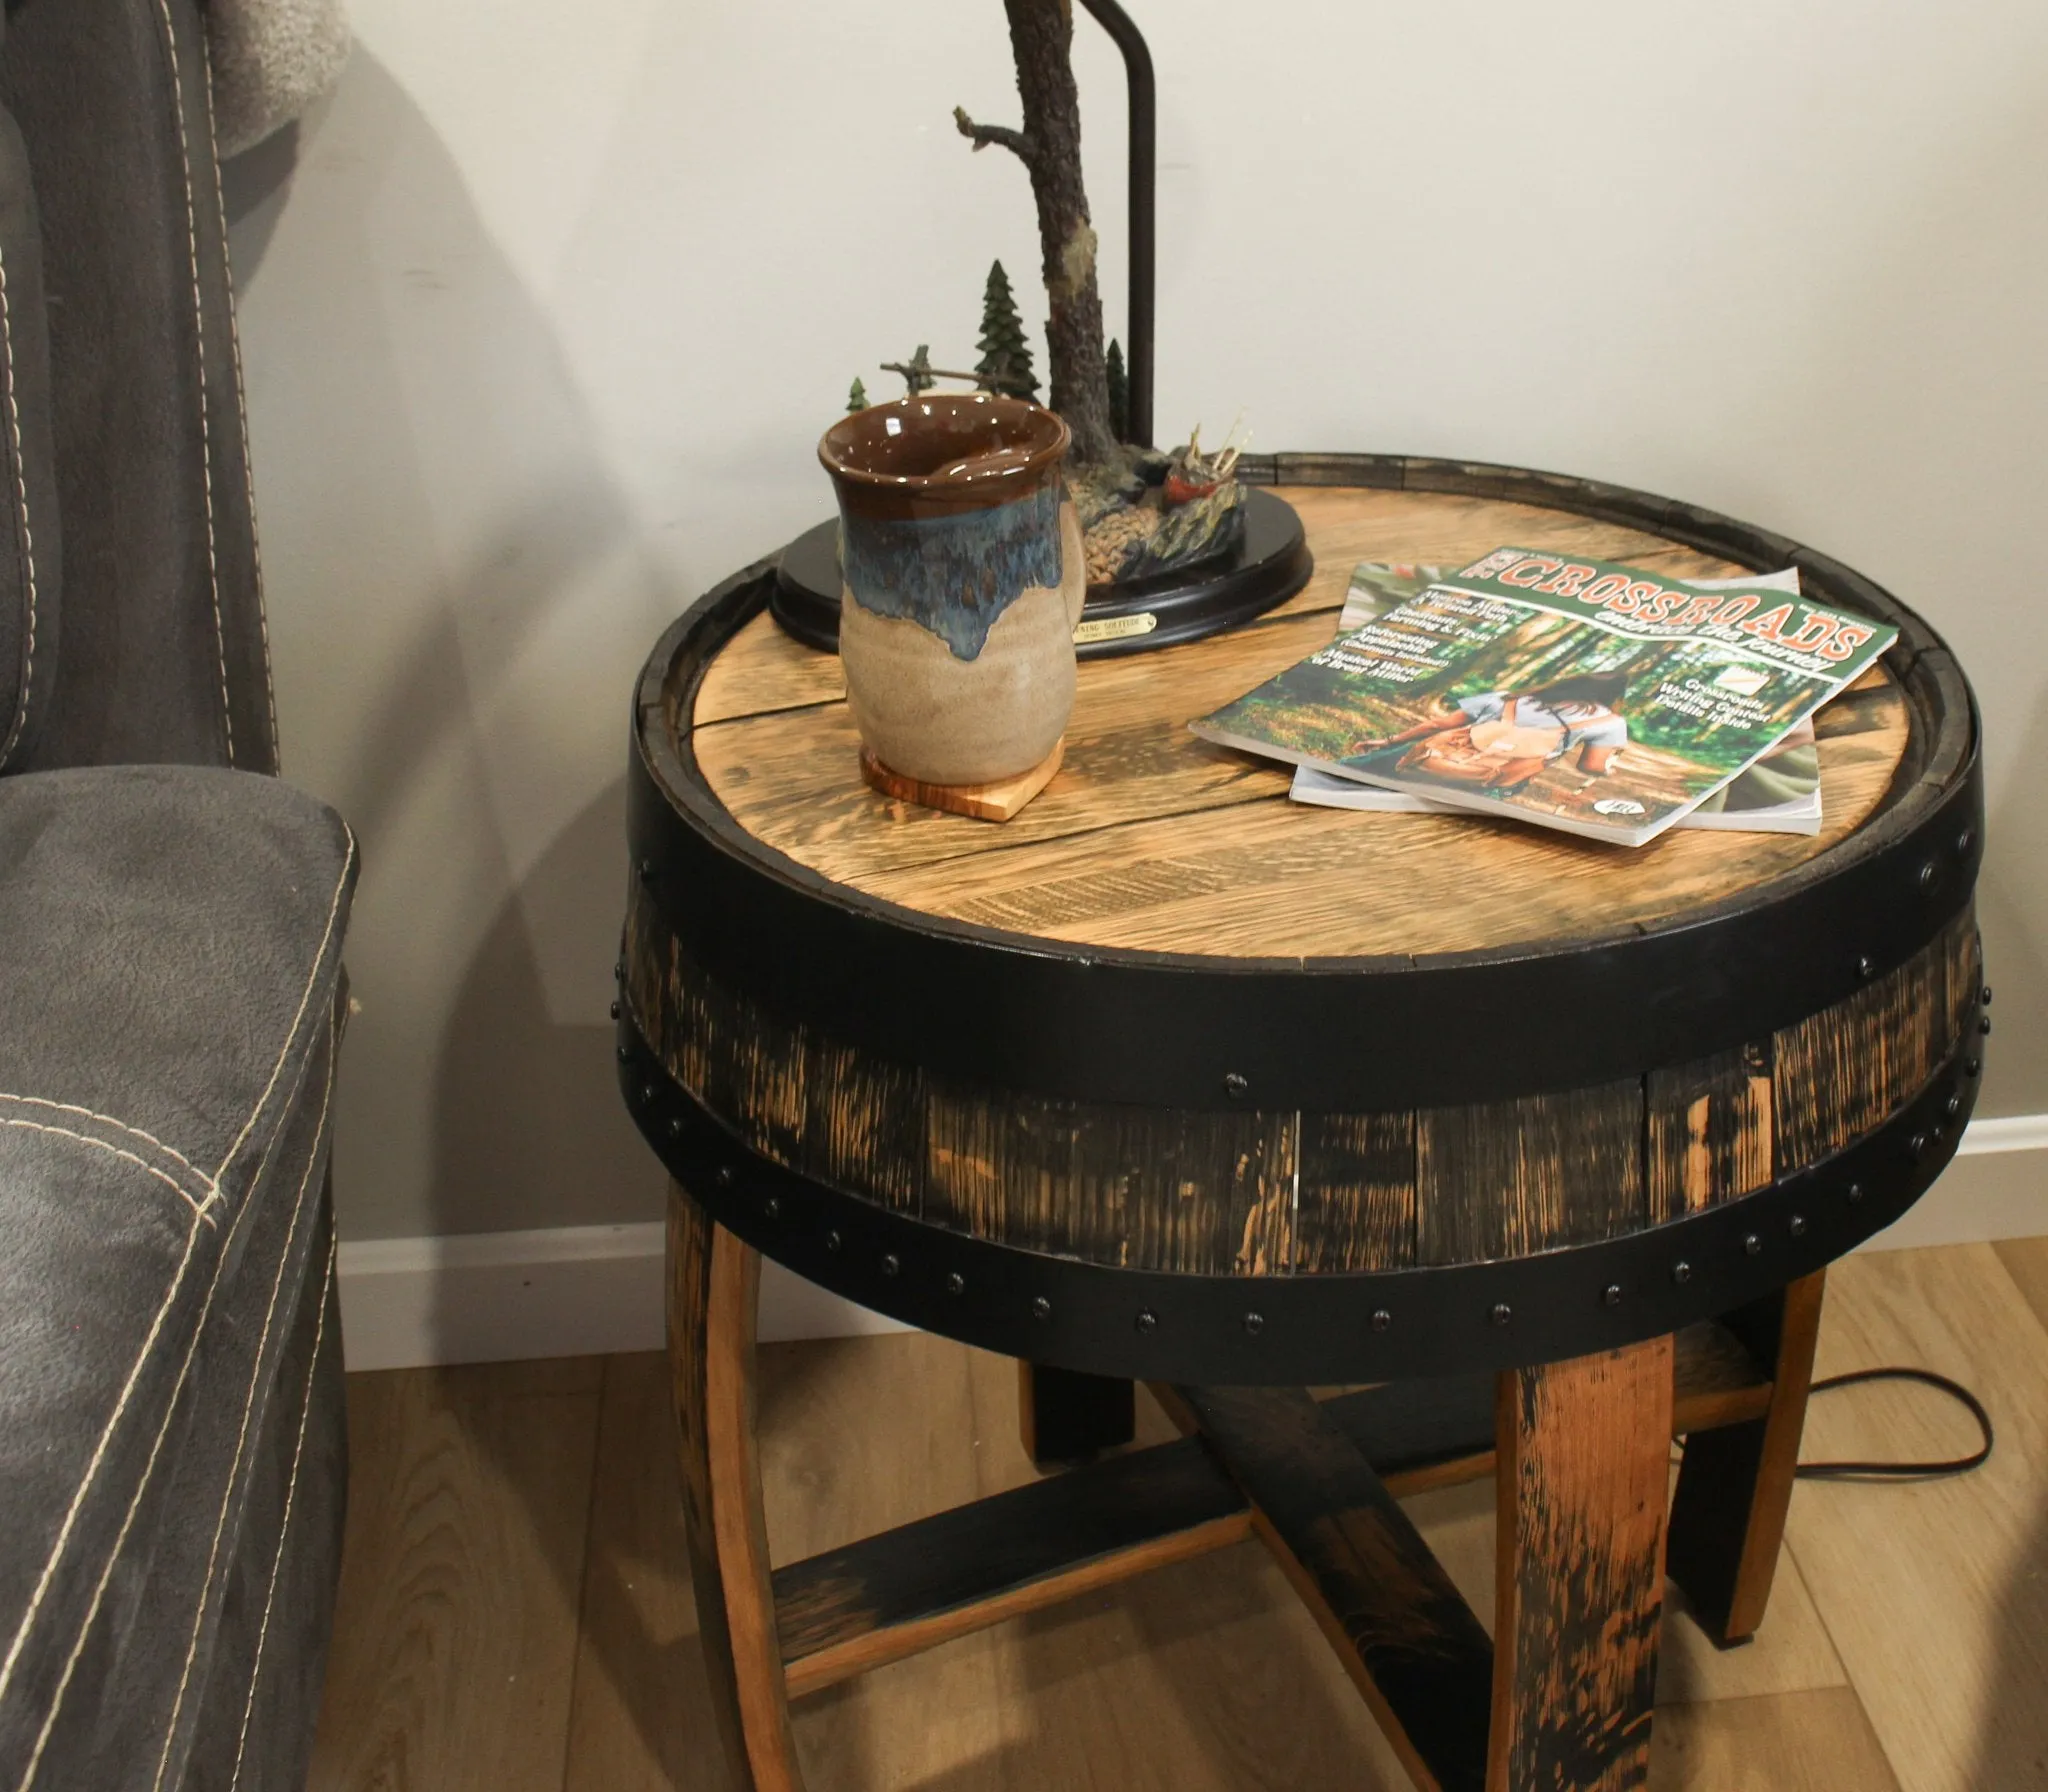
[1667,1270,1826,1645]
[1018,1362,1136,1465]
[1490,1336,1675,1792]
[669,1182,805,1792]
[1168,1384,1495,1792]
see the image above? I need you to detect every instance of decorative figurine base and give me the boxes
[860,738,1064,822]
[774,486,1312,660]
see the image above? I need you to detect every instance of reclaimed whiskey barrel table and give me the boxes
[618,455,1985,1792]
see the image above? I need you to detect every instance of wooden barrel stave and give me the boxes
[625,891,1979,1276]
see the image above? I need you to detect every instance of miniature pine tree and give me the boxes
[904,345,936,395]
[1105,339,1129,442]
[847,376,869,412]
[974,260,1039,400]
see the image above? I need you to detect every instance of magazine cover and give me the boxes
[1293,717,1821,833]
[1193,547,1896,846]
[1290,563,1822,835]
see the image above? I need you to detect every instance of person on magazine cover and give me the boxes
[1348,672,1630,792]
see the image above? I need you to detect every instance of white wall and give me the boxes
[225,0,2048,1259]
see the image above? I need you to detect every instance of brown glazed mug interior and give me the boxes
[820,394,1070,518]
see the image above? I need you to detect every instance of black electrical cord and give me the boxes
[1794,1366,1994,1481]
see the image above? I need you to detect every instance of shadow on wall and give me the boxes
[433,781,652,1240]
[226,55,700,1777]
[222,53,668,1250]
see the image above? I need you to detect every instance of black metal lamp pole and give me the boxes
[1076,0,1155,449]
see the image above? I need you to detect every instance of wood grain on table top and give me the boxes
[685,486,1910,962]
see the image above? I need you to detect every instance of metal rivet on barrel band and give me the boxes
[825,1230,843,1254]
[880,1253,899,1277]
[1982,985,1993,1005]
[1967,1058,1982,1077]
[1371,1308,1392,1332]
[1981,1016,1993,1035]
[667,1116,685,1139]
[1602,1284,1622,1307]
[640,1084,655,1106]
[609,1000,621,1021]
[1847,1181,1864,1202]
[1957,828,1974,856]
[1032,1297,1052,1322]
[1243,1312,1265,1336]
[1947,1094,1963,1119]
[763,1196,780,1221]
[946,1272,966,1295]
[638,858,654,884]
[1857,955,1876,980]
[1136,1308,1158,1334]
[1918,860,1936,889]
[617,1044,631,1062]
[1223,1072,1250,1100]
[1490,1303,1512,1327]
[1789,1214,1807,1238]
[714,1164,735,1188]
[1743,1234,1762,1257]
[1909,1133,1928,1161]
[1673,1261,1693,1285]
[614,958,624,982]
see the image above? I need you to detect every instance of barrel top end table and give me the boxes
[620,456,1985,1791]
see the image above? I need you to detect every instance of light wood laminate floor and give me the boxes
[308,1239,2048,1791]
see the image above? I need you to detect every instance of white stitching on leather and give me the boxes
[10,992,333,1790]
[0,1095,214,1193]
[148,1022,334,1792]
[0,1218,210,1715]
[226,1232,335,1792]
[14,1178,262,1787]
[194,40,278,764]
[214,829,354,1184]
[0,1119,216,1220]
[150,0,235,768]
[0,243,39,768]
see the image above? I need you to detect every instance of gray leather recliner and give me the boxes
[0,2,356,1787]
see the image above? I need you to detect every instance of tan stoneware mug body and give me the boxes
[819,394,1084,786]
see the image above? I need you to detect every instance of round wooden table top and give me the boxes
[686,483,1911,963]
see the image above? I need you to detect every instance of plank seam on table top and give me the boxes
[685,592,1353,735]
[671,715,1914,965]
[739,783,1300,887]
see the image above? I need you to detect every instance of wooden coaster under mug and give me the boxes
[859,737,1063,822]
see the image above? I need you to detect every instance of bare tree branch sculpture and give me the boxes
[955,0,1117,465]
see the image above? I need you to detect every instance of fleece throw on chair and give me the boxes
[203,0,350,158]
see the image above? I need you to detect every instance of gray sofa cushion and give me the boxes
[0,764,356,1788]
[0,91,59,773]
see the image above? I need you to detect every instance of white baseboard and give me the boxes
[338,1117,2047,1371]
[336,1222,904,1372]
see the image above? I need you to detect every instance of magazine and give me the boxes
[1289,564,1822,835]
[1192,547,1896,847]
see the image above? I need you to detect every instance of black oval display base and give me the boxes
[770,486,1314,660]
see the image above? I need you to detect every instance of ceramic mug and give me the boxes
[819,393,1084,786]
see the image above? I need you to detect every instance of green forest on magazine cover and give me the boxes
[1240,612,1830,778]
